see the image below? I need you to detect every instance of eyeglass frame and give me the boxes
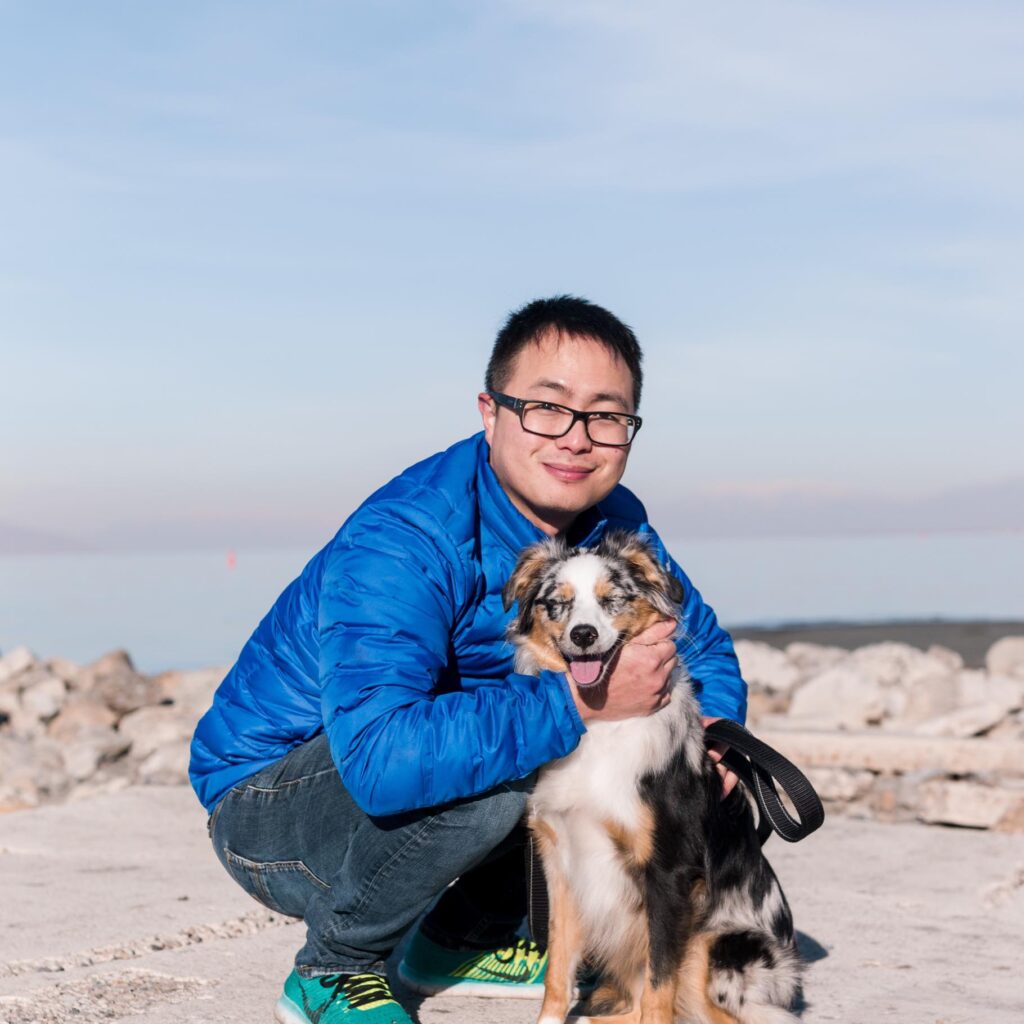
[486,390,643,447]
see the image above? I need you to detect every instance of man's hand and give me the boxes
[703,716,740,799]
[569,619,678,723]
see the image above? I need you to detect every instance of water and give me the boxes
[2,532,1022,673]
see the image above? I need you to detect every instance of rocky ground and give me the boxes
[2,632,1024,1021]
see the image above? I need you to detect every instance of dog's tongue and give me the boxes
[569,657,603,686]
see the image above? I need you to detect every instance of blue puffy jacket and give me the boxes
[189,433,746,817]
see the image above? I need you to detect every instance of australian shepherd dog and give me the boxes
[503,531,801,1024]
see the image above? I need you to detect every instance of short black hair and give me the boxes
[485,295,644,409]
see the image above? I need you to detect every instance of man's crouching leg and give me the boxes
[207,733,532,1020]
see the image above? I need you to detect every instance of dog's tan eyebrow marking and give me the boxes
[612,598,668,641]
[555,582,574,602]
[595,577,614,600]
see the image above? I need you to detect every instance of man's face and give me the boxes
[478,332,636,536]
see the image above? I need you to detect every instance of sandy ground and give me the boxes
[1,786,1022,1024]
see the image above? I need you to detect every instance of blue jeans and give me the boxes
[208,733,533,975]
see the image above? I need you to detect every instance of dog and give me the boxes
[503,530,801,1024]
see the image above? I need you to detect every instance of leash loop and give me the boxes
[706,719,825,844]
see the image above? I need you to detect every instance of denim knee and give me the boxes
[429,773,533,856]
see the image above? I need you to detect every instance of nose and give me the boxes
[556,418,592,453]
[570,624,598,649]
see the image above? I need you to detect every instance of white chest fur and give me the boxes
[528,680,705,957]
[531,697,681,824]
[531,676,702,823]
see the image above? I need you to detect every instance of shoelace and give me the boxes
[318,972,394,1009]
[492,937,544,969]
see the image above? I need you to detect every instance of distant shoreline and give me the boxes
[729,619,1024,669]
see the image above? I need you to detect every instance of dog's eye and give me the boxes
[542,599,568,619]
[599,595,623,612]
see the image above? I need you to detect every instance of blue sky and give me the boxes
[2,1,1022,553]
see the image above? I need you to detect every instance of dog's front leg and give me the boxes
[532,819,583,1024]
[638,965,678,1024]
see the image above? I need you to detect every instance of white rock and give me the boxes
[848,642,951,688]
[788,665,886,729]
[0,646,37,688]
[0,734,69,805]
[46,655,82,684]
[733,641,803,695]
[77,650,154,716]
[956,670,1024,716]
[61,741,104,781]
[784,642,849,674]
[76,648,138,686]
[151,667,225,717]
[0,691,45,739]
[139,740,191,784]
[60,726,131,781]
[883,673,960,728]
[926,645,964,673]
[76,648,149,704]
[117,704,194,760]
[882,685,909,722]
[985,636,1024,679]
[805,767,875,802]
[19,674,68,721]
[986,710,1024,742]
[912,702,1010,738]
[917,779,1024,829]
[46,694,118,741]
[757,728,1024,775]
[0,687,19,721]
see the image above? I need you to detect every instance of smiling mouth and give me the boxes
[544,463,595,482]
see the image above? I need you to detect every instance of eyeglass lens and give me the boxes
[521,403,635,444]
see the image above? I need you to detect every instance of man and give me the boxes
[189,296,746,1024]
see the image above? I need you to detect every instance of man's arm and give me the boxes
[318,501,585,817]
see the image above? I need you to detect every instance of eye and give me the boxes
[599,594,623,612]
[542,599,568,619]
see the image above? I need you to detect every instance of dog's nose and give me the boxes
[570,624,598,649]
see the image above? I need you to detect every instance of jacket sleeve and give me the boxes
[641,528,748,724]
[318,500,585,817]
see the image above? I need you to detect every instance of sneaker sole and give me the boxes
[274,995,308,1024]
[396,962,548,1000]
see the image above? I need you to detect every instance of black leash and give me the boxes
[526,833,550,948]
[705,719,824,845]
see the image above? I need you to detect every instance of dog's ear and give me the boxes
[503,541,561,632]
[502,544,548,611]
[665,572,685,605]
[605,531,685,612]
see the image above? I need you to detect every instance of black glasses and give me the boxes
[488,391,642,447]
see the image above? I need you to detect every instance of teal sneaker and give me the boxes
[397,932,547,999]
[275,969,412,1024]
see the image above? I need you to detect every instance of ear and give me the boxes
[478,392,497,444]
[502,543,556,638]
[609,532,686,611]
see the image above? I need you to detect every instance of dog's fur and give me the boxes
[504,531,801,1024]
